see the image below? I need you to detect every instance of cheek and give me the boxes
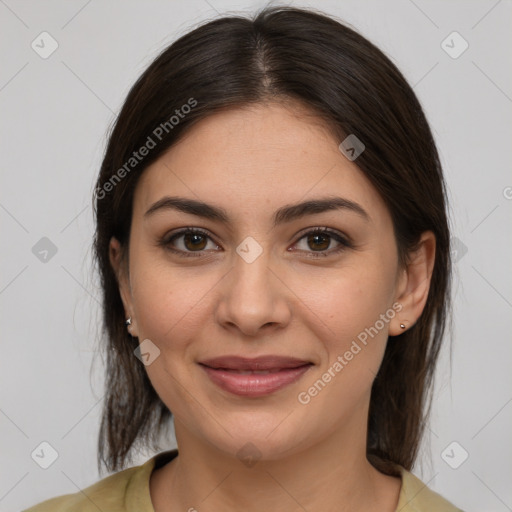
[292,258,396,350]
[128,255,216,422]
[293,265,396,426]
[298,264,396,402]
[130,252,217,345]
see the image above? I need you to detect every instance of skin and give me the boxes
[109,100,436,512]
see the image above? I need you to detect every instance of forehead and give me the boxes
[134,102,389,226]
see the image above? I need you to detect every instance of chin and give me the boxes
[197,417,307,464]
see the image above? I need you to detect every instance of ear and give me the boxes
[389,231,436,336]
[109,236,139,337]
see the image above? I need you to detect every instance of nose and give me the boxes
[215,246,292,338]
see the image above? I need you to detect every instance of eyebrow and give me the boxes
[144,195,369,227]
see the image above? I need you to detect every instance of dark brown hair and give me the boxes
[93,5,451,474]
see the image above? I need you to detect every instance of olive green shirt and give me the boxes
[24,449,463,511]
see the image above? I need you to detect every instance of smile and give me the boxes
[198,355,314,397]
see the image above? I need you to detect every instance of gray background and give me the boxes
[1,1,511,511]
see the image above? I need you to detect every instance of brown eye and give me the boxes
[292,228,352,258]
[306,232,331,251]
[183,232,208,251]
[161,228,219,257]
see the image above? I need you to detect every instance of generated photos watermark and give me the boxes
[96,97,197,200]
[297,302,403,405]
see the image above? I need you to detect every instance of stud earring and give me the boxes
[125,317,132,326]
[400,323,406,329]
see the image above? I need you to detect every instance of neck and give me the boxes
[150,416,401,512]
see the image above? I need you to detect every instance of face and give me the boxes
[110,101,427,462]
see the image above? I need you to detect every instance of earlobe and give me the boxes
[390,231,436,336]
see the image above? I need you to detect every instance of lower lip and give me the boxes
[200,364,313,397]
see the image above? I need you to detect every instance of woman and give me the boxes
[25,5,463,511]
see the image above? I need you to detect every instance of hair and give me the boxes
[92,5,451,475]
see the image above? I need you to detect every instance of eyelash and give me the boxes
[158,227,353,259]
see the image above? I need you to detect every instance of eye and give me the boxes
[291,228,352,258]
[160,228,219,257]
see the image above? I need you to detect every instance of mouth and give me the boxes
[198,355,313,397]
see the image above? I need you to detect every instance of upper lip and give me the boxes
[199,355,312,371]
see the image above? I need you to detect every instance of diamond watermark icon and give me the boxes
[441,31,469,59]
[237,442,262,468]
[441,441,469,469]
[236,236,263,264]
[31,441,59,469]
[31,31,59,59]
[450,237,468,263]
[134,338,161,366]
[339,134,365,161]
[32,237,58,263]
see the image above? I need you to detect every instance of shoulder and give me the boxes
[397,466,465,511]
[22,452,167,512]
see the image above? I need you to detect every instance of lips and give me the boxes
[199,355,313,397]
